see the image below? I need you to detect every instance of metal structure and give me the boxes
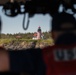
[0,0,75,16]
[0,0,75,31]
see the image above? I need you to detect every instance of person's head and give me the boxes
[51,12,76,44]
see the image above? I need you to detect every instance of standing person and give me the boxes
[0,12,76,75]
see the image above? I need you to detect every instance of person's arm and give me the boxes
[0,49,10,72]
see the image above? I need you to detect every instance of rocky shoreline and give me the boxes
[0,40,54,50]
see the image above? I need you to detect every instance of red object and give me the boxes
[42,44,76,75]
[34,32,37,37]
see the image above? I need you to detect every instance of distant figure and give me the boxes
[33,26,44,40]
[37,26,42,39]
